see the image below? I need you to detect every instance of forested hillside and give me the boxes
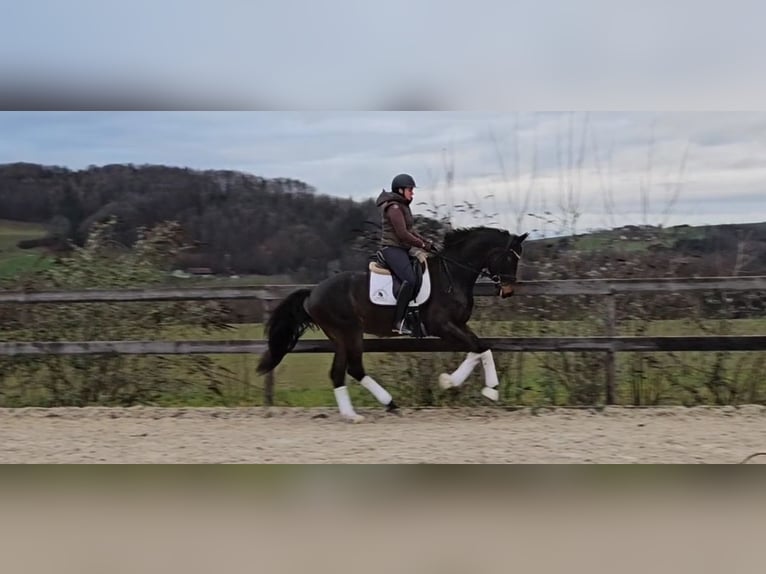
[1,162,764,282]
[0,162,439,279]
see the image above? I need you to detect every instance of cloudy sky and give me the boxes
[4,2,766,111]
[3,2,765,235]
[1,111,764,236]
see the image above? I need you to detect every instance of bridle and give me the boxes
[430,235,522,294]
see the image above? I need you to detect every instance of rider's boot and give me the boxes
[393,281,415,335]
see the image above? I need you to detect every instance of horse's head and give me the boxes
[440,227,530,298]
[486,231,529,298]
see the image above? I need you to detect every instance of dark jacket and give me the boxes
[375,190,428,250]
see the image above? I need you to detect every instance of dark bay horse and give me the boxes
[256,226,529,422]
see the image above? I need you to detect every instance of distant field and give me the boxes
[0,219,48,249]
[0,219,294,285]
[550,224,711,253]
[0,219,53,278]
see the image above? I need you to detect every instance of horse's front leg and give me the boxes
[433,322,500,401]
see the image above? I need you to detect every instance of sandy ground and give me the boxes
[1,405,766,463]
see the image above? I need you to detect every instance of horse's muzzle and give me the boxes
[499,283,515,298]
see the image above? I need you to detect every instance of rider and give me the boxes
[375,173,433,335]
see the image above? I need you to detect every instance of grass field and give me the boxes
[0,219,53,279]
[563,224,709,252]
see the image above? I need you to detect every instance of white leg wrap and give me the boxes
[480,350,500,401]
[360,376,392,406]
[334,386,364,422]
[480,349,500,389]
[448,352,482,387]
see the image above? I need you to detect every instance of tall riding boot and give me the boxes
[393,281,415,335]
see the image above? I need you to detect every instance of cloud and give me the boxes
[0,111,765,235]
[4,1,766,111]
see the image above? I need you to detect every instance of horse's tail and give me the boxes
[256,288,315,375]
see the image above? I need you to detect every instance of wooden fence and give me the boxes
[0,275,764,405]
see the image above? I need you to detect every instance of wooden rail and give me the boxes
[1,336,765,356]
[1,275,764,405]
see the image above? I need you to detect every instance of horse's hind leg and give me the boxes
[330,347,365,423]
[346,336,400,415]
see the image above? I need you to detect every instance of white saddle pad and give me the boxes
[368,261,431,306]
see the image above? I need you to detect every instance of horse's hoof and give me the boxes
[481,386,499,401]
[386,401,402,416]
[438,373,454,390]
[342,413,365,423]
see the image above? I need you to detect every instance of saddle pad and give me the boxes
[368,263,431,306]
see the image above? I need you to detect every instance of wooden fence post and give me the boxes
[261,299,275,406]
[604,291,617,405]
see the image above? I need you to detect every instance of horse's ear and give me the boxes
[518,232,529,243]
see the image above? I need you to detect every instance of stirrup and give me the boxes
[392,319,412,335]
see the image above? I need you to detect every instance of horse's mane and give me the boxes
[442,226,512,249]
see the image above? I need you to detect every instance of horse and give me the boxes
[256,226,529,422]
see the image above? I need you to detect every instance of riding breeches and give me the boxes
[380,246,417,287]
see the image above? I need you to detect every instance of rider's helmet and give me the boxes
[391,173,417,194]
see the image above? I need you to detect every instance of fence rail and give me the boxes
[1,336,765,356]
[1,275,764,405]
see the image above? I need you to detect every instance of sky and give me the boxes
[3,2,766,110]
[0,111,764,236]
[1,2,765,236]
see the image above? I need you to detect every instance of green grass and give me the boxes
[462,316,766,406]
[151,322,388,407]
[0,219,48,248]
[0,219,54,278]
[0,252,53,278]
[557,224,712,253]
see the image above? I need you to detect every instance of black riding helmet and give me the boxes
[391,173,416,194]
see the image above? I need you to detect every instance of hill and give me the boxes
[523,221,766,280]
[0,162,764,282]
[0,162,412,281]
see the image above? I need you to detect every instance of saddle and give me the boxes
[368,249,431,338]
[371,250,425,289]
[367,249,432,308]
